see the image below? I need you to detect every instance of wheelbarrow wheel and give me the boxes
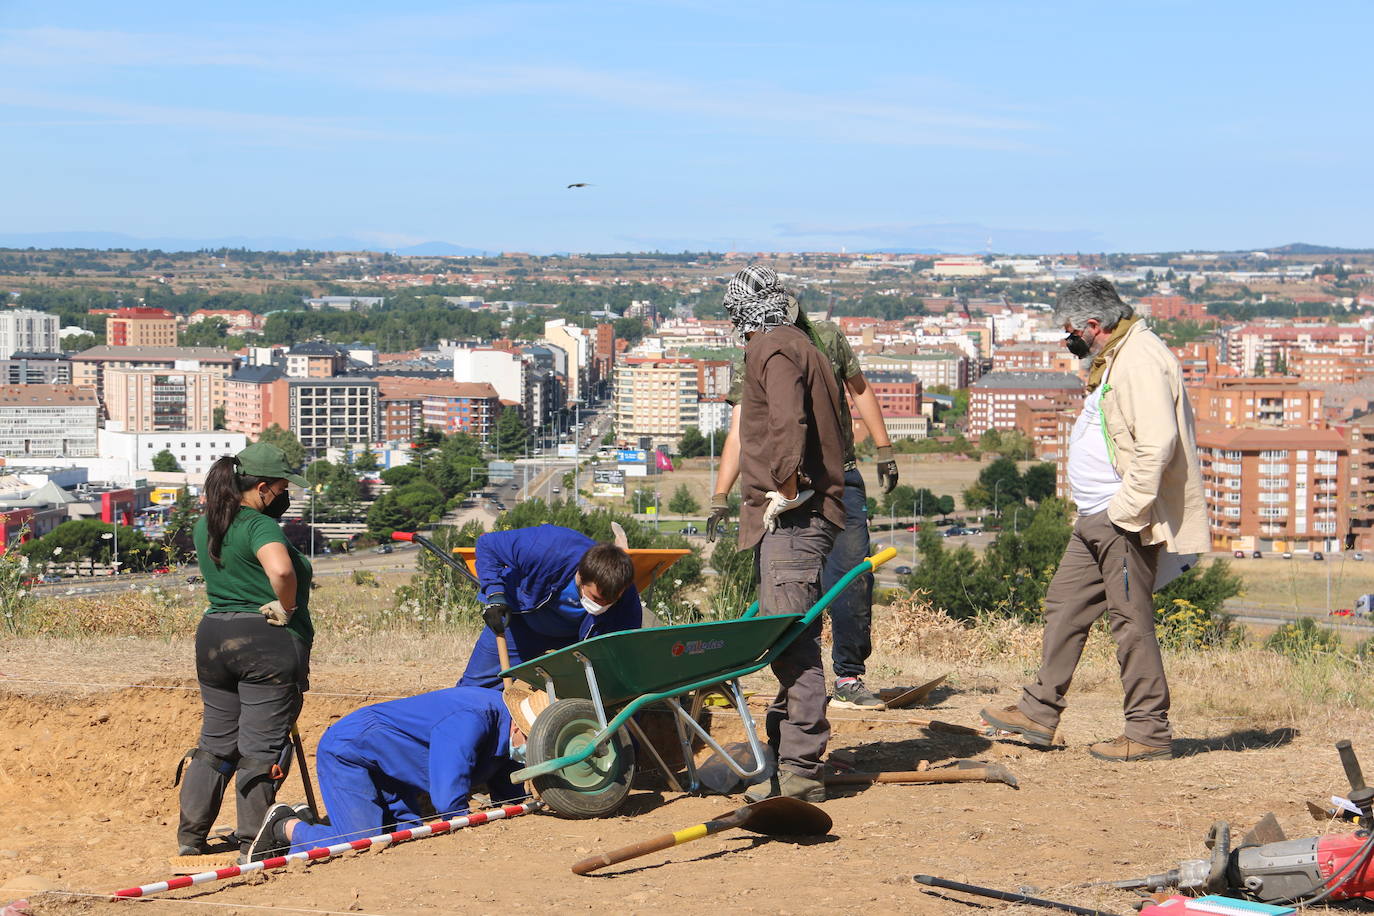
[526,697,635,818]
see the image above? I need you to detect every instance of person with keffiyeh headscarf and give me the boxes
[720,263,846,803]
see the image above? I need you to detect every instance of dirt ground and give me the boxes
[0,632,1361,916]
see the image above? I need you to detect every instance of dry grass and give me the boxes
[1229,555,1374,613]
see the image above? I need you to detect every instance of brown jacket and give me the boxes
[1099,320,1210,554]
[737,325,847,550]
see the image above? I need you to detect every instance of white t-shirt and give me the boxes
[1068,383,1122,516]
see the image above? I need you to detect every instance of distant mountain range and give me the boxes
[0,231,490,256]
[1264,242,1374,255]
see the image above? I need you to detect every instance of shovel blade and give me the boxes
[737,796,832,836]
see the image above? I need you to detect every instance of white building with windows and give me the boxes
[99,429,248,475]
[0,384,99,457]
[0,310,60,359]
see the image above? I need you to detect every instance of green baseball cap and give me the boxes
[236,442,309,487]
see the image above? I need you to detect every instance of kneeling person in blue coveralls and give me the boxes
[247,685,536,860]
[457,524,641,689]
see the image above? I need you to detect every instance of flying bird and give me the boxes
[566,182,593,188]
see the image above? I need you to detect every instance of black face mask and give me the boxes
[1065,332,1091,359]
[261,490,291,519]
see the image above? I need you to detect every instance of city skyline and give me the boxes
[4,1,1372,254]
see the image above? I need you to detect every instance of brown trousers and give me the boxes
[755,510,838,779]
[1018,508,1170,747]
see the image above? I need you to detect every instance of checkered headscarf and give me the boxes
[723,264,798,342]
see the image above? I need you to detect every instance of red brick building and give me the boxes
[992,342,1080,375]
[105,308,177,347]
[862,371,922,418]
[968,371,1083,436]
[1015,393,1081,461]
[1189,376,1323,429]
[1172,342,1221,387]
[1287,350,1374,385]
[377,377,501,444]
[1139,294,1208,323]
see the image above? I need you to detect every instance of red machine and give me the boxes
[1103,741,1374,906]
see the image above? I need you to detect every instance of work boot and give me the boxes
[979,704,1055,747]
[1088,735,1173,762]
[744,769,826,804]
[831,678,884,710]
[245,803,297,863]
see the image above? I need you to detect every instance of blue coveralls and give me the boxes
[458,525,642,689]
[287,687,518,855]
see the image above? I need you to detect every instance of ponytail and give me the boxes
[204,456,264,565]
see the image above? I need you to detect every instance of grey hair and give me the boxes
[1053,275,1134,331]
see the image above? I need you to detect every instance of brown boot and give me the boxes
[1089,735,1173,762]
[979,704,1054,747]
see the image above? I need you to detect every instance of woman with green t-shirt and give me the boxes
[176,442,314,857]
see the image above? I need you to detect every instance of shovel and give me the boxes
[825,760,1019,789]
[571,796,832,875]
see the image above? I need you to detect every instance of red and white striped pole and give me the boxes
[114,801,540,899]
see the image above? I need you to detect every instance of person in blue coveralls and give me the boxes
[457,524,641,689]
[246,685,540,860]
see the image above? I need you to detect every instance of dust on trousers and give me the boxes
[176,613,309,852]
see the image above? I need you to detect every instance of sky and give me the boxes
[3,0,1372,255]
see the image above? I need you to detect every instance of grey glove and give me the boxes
[260,600,293,627]
[706,493,732,542]
[876,445,899,494]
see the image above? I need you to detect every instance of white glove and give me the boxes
[763,489,813,533]
[260,600,294,627]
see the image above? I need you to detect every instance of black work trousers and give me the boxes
[177,613,309,852]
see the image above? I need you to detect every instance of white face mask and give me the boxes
[580,593,611,616]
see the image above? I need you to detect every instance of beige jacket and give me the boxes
[1098,321,1210,554]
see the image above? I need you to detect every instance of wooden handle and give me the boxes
[290,725,320,819]
[911,718,983,736]
[496,633,513,690]
[825,769,990,786]
[571,810,748,875]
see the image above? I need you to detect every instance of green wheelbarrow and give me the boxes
[505,546,899,818]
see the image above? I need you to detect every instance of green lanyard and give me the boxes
[1097,382,1116,466]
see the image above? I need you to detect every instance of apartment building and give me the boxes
[1287,350,1374,385]
[106,308,177,347]
[1224,325,1374,371]
[1189,376,1323,428]
[614,357,699,450]
[70,346,235,414]
[188,309,263,333]
[223,366,291,438]
[104,368,219,432]
[968,371,1082,437]
[0,310,60,359]
[98,429,248,475]
[377,377,501,443]
[1172,342,1220,387]
[1195,420,1349,552]
[1015,394,1081,461]
[453,347,526,405]
[863,371,922,418]
[285,341,349,379]
[991,342,1079,375]
[861,351,971,391]
[288,378,379,455]
[0,385,99,458]
[0,353,70,385]
[1138,294,1208,322]
[697,360,733,401]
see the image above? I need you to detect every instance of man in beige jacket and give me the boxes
[981,276,1208,762]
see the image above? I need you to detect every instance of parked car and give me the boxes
[552,486,561,493]
[944,527,970,538]
[1314,551,1325,561]
[186,575,204,584]
[152,565,172,574]
[893,565,913,575]
[1357,553,1366,561]
[1252,550,1263,559]
[373,544,393,555]
[906,525,921,533]
[1282,552,1293,560]
[683,525,699,535]
[1233,550,1246,559]
[1330,608,1355,617]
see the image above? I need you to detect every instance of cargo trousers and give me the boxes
[1019,508,1170,747]
[755,510,838,779]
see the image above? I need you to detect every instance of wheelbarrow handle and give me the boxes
[392,531,480,587]
[740,547,898,621]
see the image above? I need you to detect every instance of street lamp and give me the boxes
[1013,506,1021,534]
[993,479,1004,518]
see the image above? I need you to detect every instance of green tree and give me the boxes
[964,457,1024,510]
[1253,354,1266,376]
[323,463,363,521]
[62,332,99,352]
[492,407,529,458]
[258,424,306,469]
[305,458,335,487]
[21,519,158,575]
[162,490,201,564]
[381,464,422,487]
[354,447,379,472]
[366,480,446,536]
[668,484,700,517]
[1273,352,1289,375]
[213,405,226,430]
[151,449,182,472]
[1023,463,1058,503]
[678,426,708,458]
